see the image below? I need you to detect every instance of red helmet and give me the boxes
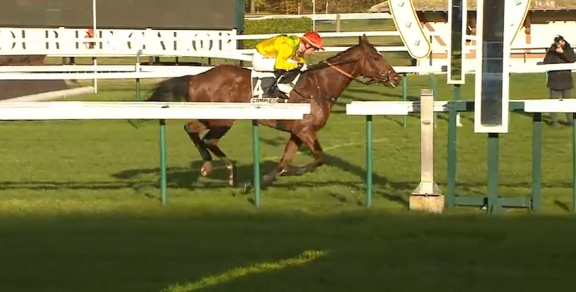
[301,32,325,51]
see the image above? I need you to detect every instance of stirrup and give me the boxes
[264,87,277,98]
[271,88,289,100]
[276,91,289,100]
[265,85,285,99]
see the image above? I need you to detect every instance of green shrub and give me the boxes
[242,18,313,49]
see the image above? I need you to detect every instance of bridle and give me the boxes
[322,60,391,86]
[286,57,394,103]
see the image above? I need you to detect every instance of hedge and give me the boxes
[242,18,313,49]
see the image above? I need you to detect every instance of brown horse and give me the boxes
[144,35,401,191]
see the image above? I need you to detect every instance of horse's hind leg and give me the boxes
[184,121,213,177]
[201,124,235,186]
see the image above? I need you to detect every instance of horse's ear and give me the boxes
[360,34,369,43]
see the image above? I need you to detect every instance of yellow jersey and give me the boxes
[255,35,306,71]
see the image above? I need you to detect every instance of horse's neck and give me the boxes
[309,59,357,100]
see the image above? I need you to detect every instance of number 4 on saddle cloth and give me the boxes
[251,65,306,103]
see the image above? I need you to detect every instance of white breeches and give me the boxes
[252,51,277,72]
[252,51,303,72]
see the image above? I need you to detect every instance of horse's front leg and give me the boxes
[243,134,302,193]
[282,130,324,176]
[263,134,303,182]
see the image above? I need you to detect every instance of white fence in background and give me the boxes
[0,65,439,80]
[0,63,574,82]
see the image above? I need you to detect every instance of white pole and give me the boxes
[92,0,98,93]
[312,0,316,31]
[92,0,97,39]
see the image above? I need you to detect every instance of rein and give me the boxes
[321,60,377,86]
[285,57,380,103]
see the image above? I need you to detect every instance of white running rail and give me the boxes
[0,102,311,121]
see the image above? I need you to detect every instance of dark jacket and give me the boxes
[543,41,575,91]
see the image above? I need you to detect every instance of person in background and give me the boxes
[252,32,325,99]
[543,35,575,127]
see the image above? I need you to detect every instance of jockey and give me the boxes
[252,31,325,99]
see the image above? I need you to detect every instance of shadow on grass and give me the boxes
[554,200,571,212]
[117,152,412,208]
[0,210,576,292]
[2,147,575,210]
[258,135,287,147]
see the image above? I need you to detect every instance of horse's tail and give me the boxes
[127,75,191,129]
[146,75,190,102]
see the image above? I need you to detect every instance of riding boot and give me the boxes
[266,72,289,100]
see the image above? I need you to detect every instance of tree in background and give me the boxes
[246,0,383,14]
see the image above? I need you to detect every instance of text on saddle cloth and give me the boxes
[250,71,301,98]
[250,64,308,98]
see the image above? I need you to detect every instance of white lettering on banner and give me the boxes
[45,29,61,50]
[127,31,146,50]
[0,30,17,51]
[174,31,234,53]
[192,32,214,52]
[0,28,237,55]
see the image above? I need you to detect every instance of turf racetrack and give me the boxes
[1,73,576,292]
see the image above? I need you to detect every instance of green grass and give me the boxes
[2,72,576,291]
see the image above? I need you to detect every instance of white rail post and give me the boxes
[410,89,444,213]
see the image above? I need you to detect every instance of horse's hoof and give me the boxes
[200,166,211,177]
[243,181,253,194]
[261,174,277,185]
[226,162,236,187]
[199,161,213,177]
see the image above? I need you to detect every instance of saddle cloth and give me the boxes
[250,64,306,101]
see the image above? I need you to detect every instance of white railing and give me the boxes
[0,102,311,120]
[0,63,573,81]
[0,87,96,102]
[347,101,449,116]
[0,65,448,80]
[345,98,576,118]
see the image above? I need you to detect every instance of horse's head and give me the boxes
[353,34,401,88]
